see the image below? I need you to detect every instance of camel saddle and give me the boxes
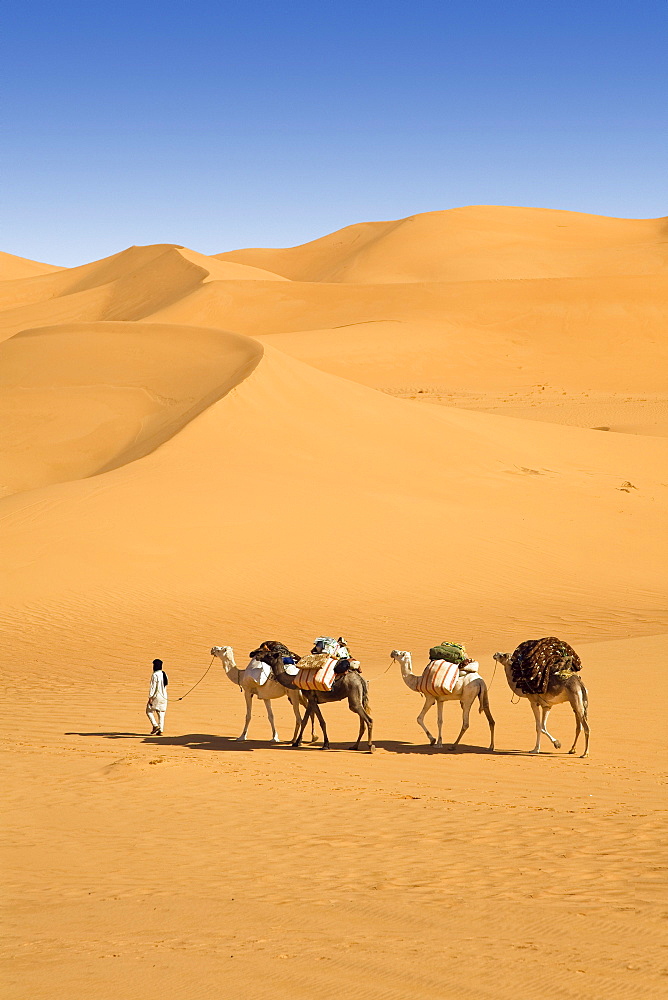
[510,637,582,695]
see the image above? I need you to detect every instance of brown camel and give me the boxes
[493,651,590,756]
[249,647,375,752]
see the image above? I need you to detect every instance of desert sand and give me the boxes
[1,206,666,999]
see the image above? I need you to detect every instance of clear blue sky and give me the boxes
[1,0,666,265]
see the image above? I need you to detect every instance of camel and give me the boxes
[390,650,495,750]
[250,647,375,752]
[211,645,315,744]
[493,651,590,756]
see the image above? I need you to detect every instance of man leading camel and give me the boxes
[146,658,169,735]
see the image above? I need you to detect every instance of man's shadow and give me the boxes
[68,732,265,752]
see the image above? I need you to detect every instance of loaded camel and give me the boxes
[250,647,375,753]
[493,651,590,756]
[211,645,316,744]
[390,650,495,750]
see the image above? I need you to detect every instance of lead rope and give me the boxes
[363,657,396,682]
[176,655,215,701]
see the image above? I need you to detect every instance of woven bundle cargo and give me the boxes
[510,637,582,695]
[428,641,466,665]
[416,659,460,696]
[293,653,337,692]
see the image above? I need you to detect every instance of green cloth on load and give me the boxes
[428,642,466,664]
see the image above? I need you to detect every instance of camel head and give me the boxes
[211,645,236,667]
[390,650,411,665]
[249,646,273,664]
[493,652,511,667]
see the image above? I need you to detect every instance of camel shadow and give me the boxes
[67,731,288,752]
[377,740,497,755]
[67,733,566,758]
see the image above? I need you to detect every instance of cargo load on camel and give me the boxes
[294,636,361,692]
[428,641,467,665]
[416,659,461,696]
[509,637,582,695]
[292,653,339,691]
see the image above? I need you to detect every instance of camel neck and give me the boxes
[399,655,414,679]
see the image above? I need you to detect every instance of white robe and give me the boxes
[148,669,168,711]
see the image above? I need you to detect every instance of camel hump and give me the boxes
[510,637,582,694]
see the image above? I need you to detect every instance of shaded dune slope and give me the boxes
[0,322,262,497]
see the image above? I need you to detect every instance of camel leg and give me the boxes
[292,701,312,747]
[569,710,582,755]
[479,684,496,751]
[237,689,253,740]
[350,713,366,751]
[311,701,330,749]
[580,710,590,758]
[529,700,542,753]
[366,710,374,753]
[297,694,318,743]
[435,699,444,747]
[417,695,437,745]
[450,690,476,748]
[568,685,590,757]
[263,699,280,743]
[540,706,561,749]
[288,691,302,743]
[350,711,374,752]
[348,700,374,753]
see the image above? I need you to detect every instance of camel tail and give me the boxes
[477,683,488,714]
[580,679,589,718]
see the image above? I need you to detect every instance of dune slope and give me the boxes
[0,322,262,496]
[216,205,668,282]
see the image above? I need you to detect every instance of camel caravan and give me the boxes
[211,635,590,757]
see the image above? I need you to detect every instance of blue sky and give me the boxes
[1,1,666,265]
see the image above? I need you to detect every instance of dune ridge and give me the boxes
[215,205,668,282]
[0,249,62,280]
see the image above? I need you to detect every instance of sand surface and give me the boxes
[1,206,666,999]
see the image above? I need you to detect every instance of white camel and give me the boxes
[493,651,590,756]
[211,645,315,744]
[390,650,495,750]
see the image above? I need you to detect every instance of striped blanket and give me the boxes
[293,653,337,692]
[416,659,460,697]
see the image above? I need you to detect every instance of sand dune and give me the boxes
[0,249,61,280]
[216,205,668,282]
[1,206,666,1000]
[0,322,261,496]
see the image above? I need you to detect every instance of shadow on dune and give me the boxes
[376,741,567,757]
[377,740,494,755]
[69,731,273,752]
[68,732,570,758]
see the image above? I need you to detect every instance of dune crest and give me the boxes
[0,249,62,280]
[216,205,668,282]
